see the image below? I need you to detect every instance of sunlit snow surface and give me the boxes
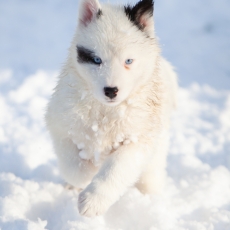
[0,73,230,230]
[0,0,230,229]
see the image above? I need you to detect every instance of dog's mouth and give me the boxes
[104,99,120,106]
[107,100,116,103]
[105,97,116,102]
[107,100,117,104]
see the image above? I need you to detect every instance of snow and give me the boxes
[0,0,230,229]
[92,124,99,132]
[77,143,85,150]
[79,150,89,160]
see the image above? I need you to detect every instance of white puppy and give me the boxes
[45,0,177,217]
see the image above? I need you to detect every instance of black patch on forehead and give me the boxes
[124,0,154,30]
[77,46,96,64]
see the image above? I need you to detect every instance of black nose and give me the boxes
[104,87,118,99]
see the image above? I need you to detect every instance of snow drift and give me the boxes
[0,71,229,229]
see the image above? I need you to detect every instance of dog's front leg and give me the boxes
[78,142,148,217]
[53,138,98,189]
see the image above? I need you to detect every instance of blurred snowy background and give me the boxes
[0,0,230,229]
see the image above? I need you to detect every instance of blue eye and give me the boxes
[93,56,102,65]
[125,59,133,65]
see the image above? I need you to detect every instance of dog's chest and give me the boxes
[68,102,142,165]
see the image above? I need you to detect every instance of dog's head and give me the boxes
[71,0,159,106]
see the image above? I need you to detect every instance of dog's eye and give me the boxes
[125,59,133,65]
[93,56,102,65]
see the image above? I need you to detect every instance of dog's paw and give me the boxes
[78,187,111,217]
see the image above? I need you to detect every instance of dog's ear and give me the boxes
[124,0,154,33]
[79,0,102,26]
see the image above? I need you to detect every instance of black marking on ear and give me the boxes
[97,9,103,19]
[124,0,154,30]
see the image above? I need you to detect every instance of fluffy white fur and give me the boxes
[45,0,177,217]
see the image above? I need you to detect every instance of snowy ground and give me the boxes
[0,0,230,229]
